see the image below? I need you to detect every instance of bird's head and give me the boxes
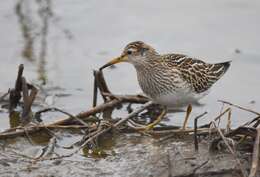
[100,41,158,70]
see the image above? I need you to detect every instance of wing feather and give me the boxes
[162,54,230,93]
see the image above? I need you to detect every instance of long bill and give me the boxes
[99,55,127,70]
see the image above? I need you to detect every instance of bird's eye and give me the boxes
[127,50,132,55]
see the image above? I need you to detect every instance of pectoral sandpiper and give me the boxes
[100,41,230,129]
[101,41,230,105]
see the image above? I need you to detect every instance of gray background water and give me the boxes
[0,0,260,130]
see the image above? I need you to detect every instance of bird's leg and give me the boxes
[182,104,192,130]
[142,106,167,131]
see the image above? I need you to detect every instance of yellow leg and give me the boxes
[182,104,192,130]
[143,107,167,131]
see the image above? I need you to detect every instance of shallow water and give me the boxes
[0,0,259,176]
[1,0,260,130]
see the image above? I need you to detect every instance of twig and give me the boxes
[214,108,231,123]
[21,77,30,125]
[248,128,260,177]
[37,101,154,161]
[149,127,211,135]
[0,124,97,139]
[219,100,260,116]
[212,121,248,177]
[93,70,111,102]
[114,101,154,126]
[226,109,232,133]
[0,92,9,102]
[36,137,57,159]
[49,99,123,126]
[132,108,167,131]
[192,160,209,174]
[253,119,260,128]
[35,107,90,127]
[102,93,148,103]
[26,84,38,111]
[42,125,89,129]
[0,94,149,139]
[210,126,257,150]
[15,64,24,94]
[243,116,260,127]
[194,112,207,151]
[24,126,35,145]
[92,71,98,107]
[20,78,38,125]
[200,108,231,128]
[49,94,148,126]
[209,108,257,150]
[9,64,24,112]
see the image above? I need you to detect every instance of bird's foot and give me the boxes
[138,108,167,132]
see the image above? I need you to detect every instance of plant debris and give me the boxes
[0,64,259,176]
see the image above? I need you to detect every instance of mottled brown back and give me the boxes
[162,54,231,93]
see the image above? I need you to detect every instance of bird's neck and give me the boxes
[132,54,161,72]
[133,55,164,99]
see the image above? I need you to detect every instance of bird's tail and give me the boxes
[209,61,231,79]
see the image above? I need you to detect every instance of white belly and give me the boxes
[136,67,209,107]
[153,89,209,107]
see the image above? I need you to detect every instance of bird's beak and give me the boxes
[100,55,128,70]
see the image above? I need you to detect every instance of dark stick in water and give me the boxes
[9,64,24,112]
[194,112,207,152]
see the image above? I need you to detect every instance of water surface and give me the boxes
[0,1,259,176]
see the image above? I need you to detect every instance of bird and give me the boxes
[100,41,230,106]
[100,41,230,129]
